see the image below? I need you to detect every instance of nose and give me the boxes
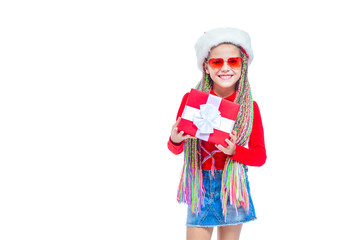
[220,61,231,72]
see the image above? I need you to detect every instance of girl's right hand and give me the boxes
[170,118,196,143]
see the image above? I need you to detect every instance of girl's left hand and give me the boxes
[215,131,238,156]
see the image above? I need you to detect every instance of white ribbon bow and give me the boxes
[193,104,221,134]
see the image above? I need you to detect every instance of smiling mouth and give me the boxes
[218,75,233,80]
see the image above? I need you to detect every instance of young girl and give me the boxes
[168,28,267,240]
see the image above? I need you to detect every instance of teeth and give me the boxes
[219,75,232,80]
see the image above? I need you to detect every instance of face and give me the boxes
[205,43,242,94]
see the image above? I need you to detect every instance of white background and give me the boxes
[1,0,360,239]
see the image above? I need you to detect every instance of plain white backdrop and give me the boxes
[1,0,360,239]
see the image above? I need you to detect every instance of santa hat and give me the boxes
[194,27,254,70]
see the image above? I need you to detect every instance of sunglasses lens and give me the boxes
[227,57,242,68]
[208,58,224,69]
[208,57,242,69]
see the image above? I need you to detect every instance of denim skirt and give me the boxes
[186,169,256,227]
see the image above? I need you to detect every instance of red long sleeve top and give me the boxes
[168,90,267,169]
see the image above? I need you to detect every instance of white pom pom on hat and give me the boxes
[194,27,254,71]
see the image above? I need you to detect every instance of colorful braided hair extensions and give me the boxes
[176,46,254,221]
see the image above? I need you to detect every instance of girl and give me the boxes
[168,27,267,240]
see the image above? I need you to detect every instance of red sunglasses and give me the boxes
[207,57,242,70]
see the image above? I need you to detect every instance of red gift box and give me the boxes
[177,89,240,146]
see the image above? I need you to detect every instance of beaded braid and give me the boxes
[220,50,254,221]
[177,46,254,221]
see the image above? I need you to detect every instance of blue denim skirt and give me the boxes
[186,169,256,227]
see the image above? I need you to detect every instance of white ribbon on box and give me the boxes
[181,94,235,141]
[193,104,221,134]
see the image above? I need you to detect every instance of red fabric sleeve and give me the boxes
[230,101,267,167]
[167,136,184,155]
[167,93,189,155]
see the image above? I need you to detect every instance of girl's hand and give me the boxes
[170,118,196,144]
[215,131,238,156]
